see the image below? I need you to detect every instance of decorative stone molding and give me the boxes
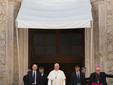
[0,0,7,32]
[106,1,113,85]
[0,33,6,85]
[0,0,7,85]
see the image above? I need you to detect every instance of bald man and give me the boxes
[47,63,66,85]
[27,64,41,85]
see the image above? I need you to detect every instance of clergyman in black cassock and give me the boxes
[70,65,86,85]
[89,66,113,85]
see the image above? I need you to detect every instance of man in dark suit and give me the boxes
[39,67,47,85]
[81,67,89,85]
[89,66,113,85]
[27,64,41,85]
[70,65,86,85]
[23,75,28,85]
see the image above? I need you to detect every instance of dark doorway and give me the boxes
[35,63,82,85]
[28,29,85,85]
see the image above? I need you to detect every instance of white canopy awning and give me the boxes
[16,0,92,29]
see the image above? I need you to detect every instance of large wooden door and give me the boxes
[28,29,85,85]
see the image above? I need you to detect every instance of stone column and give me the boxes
[17,28,28,85]
[85,0,99,77]
[6,1,15,85]
[13,0,28,85]
[97,1,106,71]
[85,21,94,77]
[86,0,107,77]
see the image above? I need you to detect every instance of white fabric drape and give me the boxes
[16,0,92,29]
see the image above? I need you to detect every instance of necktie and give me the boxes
[77,74,79,79]
[77,73,80,83]
[33,72,35,83]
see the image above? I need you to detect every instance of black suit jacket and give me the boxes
[89,72,113,85]
[70,71,86,85]
[23,75,28,85]
[27,70,41,85]
[41,74,48,85]
[85,77,90,85]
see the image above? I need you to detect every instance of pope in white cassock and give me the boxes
[47,63,66,85]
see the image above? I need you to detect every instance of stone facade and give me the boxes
[0,33,6,85]
[105,0,113,84]
[0,0,113,85]
[0,0,7,85]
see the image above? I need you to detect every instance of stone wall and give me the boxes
[0,33,7,85]
[0,0,113,85]
[0,0,7,85]
[105,0,113,84]
[91,0,113,85]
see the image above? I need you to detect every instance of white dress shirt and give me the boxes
[76,71,80,85]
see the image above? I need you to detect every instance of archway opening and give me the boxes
[28,29,85,85]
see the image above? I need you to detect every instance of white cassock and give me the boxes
[47,70,66,85]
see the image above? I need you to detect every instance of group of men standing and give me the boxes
[23,63,113,85]
[23,64,47,85]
